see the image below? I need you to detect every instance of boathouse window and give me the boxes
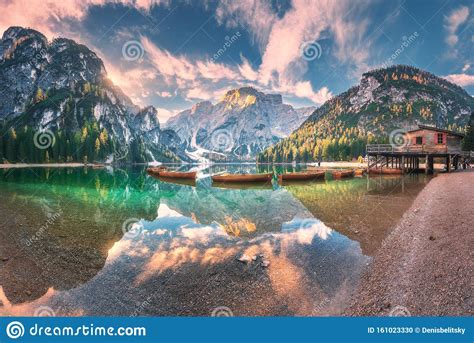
[416,136,423,145]
[437,133,443,144]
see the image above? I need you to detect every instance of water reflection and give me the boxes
[0,203,367,316]
[0,166,429,315]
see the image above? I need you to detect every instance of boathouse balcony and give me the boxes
[366,144,465,155]
[367,124,467,156]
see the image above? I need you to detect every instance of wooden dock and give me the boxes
[366,144,472,174]
[366,125,472,174]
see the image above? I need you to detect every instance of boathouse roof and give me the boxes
[408,124,465,138]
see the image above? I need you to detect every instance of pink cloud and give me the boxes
[443,73,474,87]
[0,0,336,109]
[238,55,259,81]
[444,6,470,46]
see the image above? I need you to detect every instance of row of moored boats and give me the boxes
[146,166,370,184]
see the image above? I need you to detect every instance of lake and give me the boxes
[0,165,430,316]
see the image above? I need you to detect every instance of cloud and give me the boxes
[238,55,259,81]
[141,35,331,105]
[444,6,470,46]
[0,0,335,110]
[462,64,471,72]
[283,82,332,104]
[215,0,278,50]
[0,0,169,40]
[240,0,368,103]
[142,36,238,83]
[443,73,474,87]
[156,91,174,97]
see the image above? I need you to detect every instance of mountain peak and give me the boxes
[2,26,46,42]
[362,64,469,96]
[132,106,160,132]
[259,65,473,163]
[220,87,282,109]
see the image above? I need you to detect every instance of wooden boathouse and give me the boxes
[366,124,470,174]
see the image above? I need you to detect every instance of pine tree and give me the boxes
[95,138,101,158]
[462,112,474,151]
[35,88,44,102]
[83,82,91,94]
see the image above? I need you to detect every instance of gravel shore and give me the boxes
[347,170,473,316]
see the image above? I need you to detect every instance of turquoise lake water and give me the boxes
[0,165,430,316]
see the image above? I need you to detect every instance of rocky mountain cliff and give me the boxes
[258,65,473,162]
[165,87,315,161]
[0,26,183,164]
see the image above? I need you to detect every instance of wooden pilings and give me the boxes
[425,155,434,174]
[367,149,460,175]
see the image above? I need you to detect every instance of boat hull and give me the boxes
[146,166,168,176]
[149,170,197,179]
[278,171,325,182]
[211,173,273,183]
[331,170,354,179]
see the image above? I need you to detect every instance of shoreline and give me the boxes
[0,163,95,169]
[347,170,473,316]
[0,161,366,169]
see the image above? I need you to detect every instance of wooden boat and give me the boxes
[278,171,325,182]
[368,168,403,175]
[330,169,354,179]
[154,170,197,179]
[307,166,323,170]
[146,166,168,176]
[354,169,365,176]
[211,173,273,183]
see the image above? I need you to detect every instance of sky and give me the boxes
[0,0,473,122]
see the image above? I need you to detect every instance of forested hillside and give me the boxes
[258,65,473,163]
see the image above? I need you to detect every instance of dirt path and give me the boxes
[347,170,473,316]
